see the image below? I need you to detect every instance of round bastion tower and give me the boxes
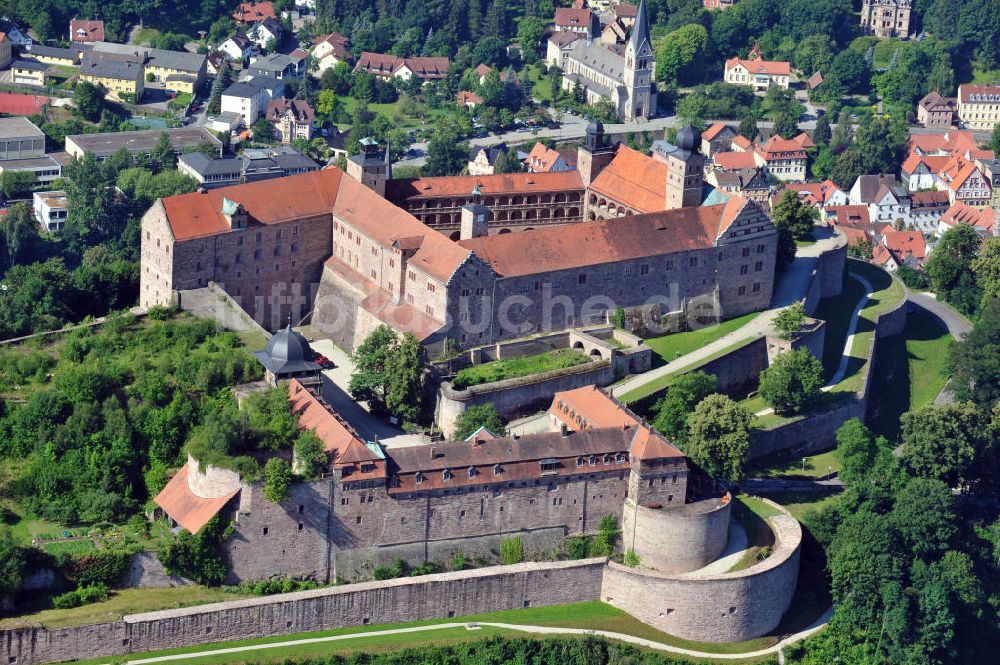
[620,450,731,574]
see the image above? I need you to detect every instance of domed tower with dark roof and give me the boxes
[577,117,616,188]
[253,321,323,386]
[662,123,706,210]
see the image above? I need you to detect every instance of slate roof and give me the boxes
[80,51,143,81]
[91,42,206,74]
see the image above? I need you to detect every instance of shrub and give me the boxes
[451,551,468,571]
[410,561,441,576]
[623,550,640,567]
[500,536,524,564]
[565,536,590,559]
[262,458,292,503]
[591,514,620,556]
[63,550,132,587]
[52,583,109,609]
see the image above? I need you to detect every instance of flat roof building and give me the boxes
[65,127,222,160]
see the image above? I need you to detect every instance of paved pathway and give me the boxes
[752,271,872,418]
[682,523,747,575]
[109,611,833,665]
[741,478,844,493]
[611,232,843,400]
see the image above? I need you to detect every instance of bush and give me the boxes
[451,551,468,571]
[157,515,229,586]
[500,536,523,564]
[623,550,640,567]
[52,583,109,609]
[565,535,591,559]
[262,457,292,503]
[591,515,620,556]
[758,348,824,414]
[63,550,132,587]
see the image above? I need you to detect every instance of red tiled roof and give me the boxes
[792,132,814,149]
[783,180,842,206]
[834,224,871,247]
[550,386,684,460]
[458,202,751,277]
[909,130,978,157]
[703,122,734,142]
[555,7,594,28]
[475,63,492,77]
[386,170,583,200]
[941,202,997,233]
[725,57,790,77]
[880,229,926,262]
[457,90,483,105]
[233,1,276,22]
[287,379,385,480]
[732,135,753,151]
[615,3,638,18]
[901,153,952,176]
[525,141,562,172]
[756,135,807,159]
[70,19,104,42]
[959,84,1000,104]
[355,52,449,79]
[154,464,238,534]
[714,150,758,170]
[0,92,50,115]
[828,205,871,228]
[588,145,668,213]
[940,157,981,192]
[910,190,950,208]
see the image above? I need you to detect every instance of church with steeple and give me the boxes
[556,0,657,122]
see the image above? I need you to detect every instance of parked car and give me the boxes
[314,355,335,369]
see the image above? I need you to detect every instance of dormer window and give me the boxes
[588,455,596,466]
[415,472,424,485]
[468,466,477,479]
[603,455,611,465]
[443,469,452,482]
[616,453,626,463]
[361,462,375,473]
[576,457,585,467]
[493,464,502,476]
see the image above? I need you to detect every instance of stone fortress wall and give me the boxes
[621,494,732,574]
[2,501,803,665]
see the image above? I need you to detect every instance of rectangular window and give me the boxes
[740,265,748,275]
[578,274,586,285]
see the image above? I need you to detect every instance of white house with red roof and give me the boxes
[312,32,351,74]
[701,122,737,157]
[554,6,598,38]
[524,141,575,173]
[753,133,811,181]
[724,53,790,92]
[938,202,998,238]
[782,180,847,211]
[937,156,991,207]
[873,228,927,271]
[69,18,104,43]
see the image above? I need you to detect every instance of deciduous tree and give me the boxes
[684,394,753,481]
[758,348,824,414]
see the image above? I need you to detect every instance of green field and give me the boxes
[753,449,841,480]
[62,602,787,665]
[761,490,842,523]
[644,312,760,368]
[453,348,590,389]
[867,310,954,437]
[619,336,758,405]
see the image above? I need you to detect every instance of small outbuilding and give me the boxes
[253,322,322,386]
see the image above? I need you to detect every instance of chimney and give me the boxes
[430,446,437,459]
[560,423,569,437]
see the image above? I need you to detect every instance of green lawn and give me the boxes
[760,490,842,523]
[339,96,451,132]
[811,276,868,380]
[1,587,252,630]
[828,261,905,395]
[64,601,784,665]
[867,310,954,438]
[644,312,760,368]
[752,449,841,480]
[619,336,758,406]
[131,27,162,45]
[727,496,778,573]
[453,348,591,389]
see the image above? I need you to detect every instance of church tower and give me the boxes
[623,0,656,121]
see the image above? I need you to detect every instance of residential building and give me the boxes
[546,31,582,66]
[0,18,31,46]
[22,43,89,67]
[65,127,222,160]
[908,190,950,234]
[474,64,517,85]
[724,54,790,92]
[241,145,318,181]
[706,168,771,207]
[311,32,350,74]
[754,134,811,182]
[354,53,449,81]
[246,17,283,50]
[713,150,758,171]
[69,18,104,42]
[860,0,911,39]
[219,32,259,63]
[554,7,598,38]
[221,80,273,127]
[939,202,997,237]
[615,2,639,26]
[873,228,925,271]
[558,0,656,122]
[206,51,225,76]
[782,180,848,211]
[9,59,47,86]
[938,157,991,207]
[901,153,952,191]
[0,33,11,70]
[703,0,735,8]
[233,1,277,23]
[958,84,1000,132]
[32,190,67,232]
[79,51,145,99]
[0,117,61,186]
[975,158,1000,206]
[178,152,242,189]
[850,174,912,225]
[467,144,510,176]
[91,42,207,93]
[205,111,243,134]
[701,123,737,158]
[265,97,314,144]
[247,51,305,80]
[908,129,981,158]
[524,142,575,173]
[601,18,629,46]
[456,90,482,108]
[829,205,874,247]
[917,92,956,129]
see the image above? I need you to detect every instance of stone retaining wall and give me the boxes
[1,559,607,665]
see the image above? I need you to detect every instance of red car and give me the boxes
[314,355,334,369]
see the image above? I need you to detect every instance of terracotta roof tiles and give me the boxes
[588,145,667,213]
[153,464,238,534]
[714,150,758,170]
[725,57,790,77]
[385,170,583,200]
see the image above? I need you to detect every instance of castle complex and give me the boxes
[860,0,911,39]
[154,381,729,582]
[140,122,778,353]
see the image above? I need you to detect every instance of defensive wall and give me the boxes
[621,494,732,574]
[601,507,802,643]
[802,227,847,316]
